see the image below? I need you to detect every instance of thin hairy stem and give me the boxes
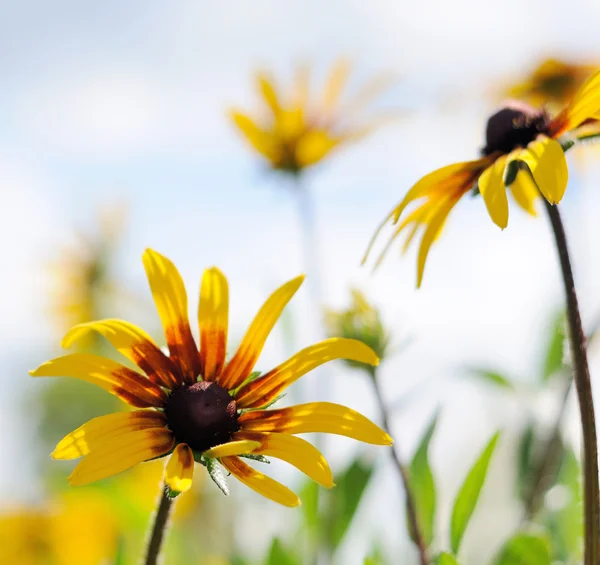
[144,486,174,565]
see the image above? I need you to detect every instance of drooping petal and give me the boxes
[219,275,305,390]
[69,428,174,486]
[198,267,229,382]
[509,170,539,216]
[203,440,261,459]
[478,156,509,229]
[220,456,300,507]
[239,402,392,445]
[230,111,278,161]
[142,249,200,384]
[235,431,334,488]
[296,131,339,167]
[550,70,600,136]
[53,410,167,460]
[322,59,351,111]
[256,73,281,115]
[165,444,195,494]
[30,354,168,408]
[235,338,378,408]
[516,136,568,205]
[62,319,179,388]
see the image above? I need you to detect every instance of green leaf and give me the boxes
[466,368,515,391]
[330,458,375,549]
[516,422,536,502]
[363,541,388,565]
[265,538,300,565]
[541,311,565,381]
[300,479,320,535]
[438,552,460,565]
[205,457,230,496]
[114,537,127,565]
[407,412,438,546]
[239,453,270,464]
[493,533,550,565]
[450,432,501,554]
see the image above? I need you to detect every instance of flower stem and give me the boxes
[144,486,174,565]
[544,200,599,565]
[369,367,429,565]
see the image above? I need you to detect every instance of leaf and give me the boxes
[265,538,300,565]
[438,552,460,565]
[466,368,515,391]
[493,533,550,565]
[239,453,270,464]
[300,479,320,535]
[206,457,230,496]
[407,412,438,546]
[541,311,566,381]
[516,422,536,502]
[363,541,388,565]
[450,432,501,554]
[330,458,375,549]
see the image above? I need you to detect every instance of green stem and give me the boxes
[144,486,174,565]
[545,200,599,565]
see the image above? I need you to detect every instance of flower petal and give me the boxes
[230,110,278,161]
[478,156,509,229]
[203,440,261,459]
[219,275,305,390]
[165,444,195,494]
[256,73,281,115]
[69,428,174,487]
[62,319,179,388]
[30,354,168,408]
[235,431,334,488]
[220,456,300,507]
[235,338,378,408]
[53,410,166,460]
[198,267,229,382]
[516,136,568,205]
[509,170,539,216]
[296,131,339,167]
[142,249,200,384]
[322,59,351,111]
[239,402,392,445]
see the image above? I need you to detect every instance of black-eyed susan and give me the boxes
[364,71,600,287]
[230,60,394,175]
[31,249,391,507]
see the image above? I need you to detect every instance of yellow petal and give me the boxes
[69,428,174,487]
[295,130,339,167]
[62,319,179,388]
[230,110,278,161]
[516,136,568,205]
[165,444,195,494]
[30,354,168,408]
[220,456,300,507]
[509,170,539,216]
[478,156,509,229]
[53,410,166,460]
[203,440,261,459]
[219,275,305,390]
[142,249,200,384]
[236,338,379,408]
[198,267,229,382]
[235,431,334,488]
[256,73,281,115]
[322,59,351,111]
[239,402,392,446]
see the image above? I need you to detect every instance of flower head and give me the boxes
[230,60,393,175]
[32,249,392,507]
[364,71,600,287]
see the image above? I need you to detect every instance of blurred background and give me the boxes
[2,1,600,564]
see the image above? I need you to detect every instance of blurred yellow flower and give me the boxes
[325,289,390,372]
[32,249,392,507]
[230,60,394,174]
[364,71,600,287]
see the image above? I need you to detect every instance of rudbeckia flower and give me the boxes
[364,71,600,287]
[31,249,391,507]
[230,60,393,174]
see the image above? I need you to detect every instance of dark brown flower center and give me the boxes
[164,381,239,452]
[482,103,551,156]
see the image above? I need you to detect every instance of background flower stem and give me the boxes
[369,366,430,565]
[144,485,174,565]
[545,200,599,565]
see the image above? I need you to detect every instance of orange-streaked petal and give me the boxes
[165,444,195,494]
[219,275,305,390]
[509,169,539,216]
[62,319,179,388]
[239,402,392,445]
[69,428,174,487]
[142,249,200,384]
[230,111,278,161]
[478,156,509,229]
[203,440,261,459]
[221,456,300,507]
[516,136,568,205]
[198,267,229,382]
[235,431,333,488]
[235,338,378,409]
[30,354,168,408]
[53,410,166,460]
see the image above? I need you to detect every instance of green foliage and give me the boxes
[206,457,230,496]
[541,311,565,382]
[408,412,438,547]
[466,368,515,391]
[363,542,388,565]
[438,552,461,565]
[516,422,536,503]
[300,479,320,536]
[493,533,551,565]
[264,538,300,565]
[450,432,500,554]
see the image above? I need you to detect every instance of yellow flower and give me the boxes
[364,70,600,287]
[31,249,392,507]
[230,60,393,174]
